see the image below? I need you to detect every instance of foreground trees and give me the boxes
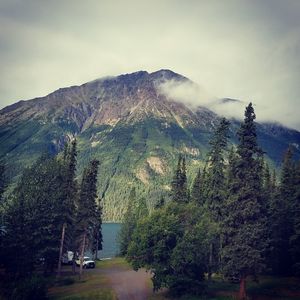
[204,117,230,279]
[76,159,100,278]
[3,156,64,277]
[124,103,300,299]
[1,140,102,284]
[57,140,78,277]
[118,188,148,256]
[221,103,268,299]
[128,203,209,296]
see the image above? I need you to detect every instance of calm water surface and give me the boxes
[98,223,121,259]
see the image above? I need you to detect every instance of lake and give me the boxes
[98,223,122,259]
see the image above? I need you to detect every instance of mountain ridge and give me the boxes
[1,69,300,220]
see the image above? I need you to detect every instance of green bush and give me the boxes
[10,275,47,300]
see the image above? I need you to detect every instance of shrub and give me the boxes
[10,275,47,300]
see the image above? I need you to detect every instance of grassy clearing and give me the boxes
[48,272,116,300]
[47,259,300,300]
[95,257,130,270]
[48,258,130,300]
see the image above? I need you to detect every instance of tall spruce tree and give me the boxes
[204,118,230,279]
[222,103,268,300]
[262,162,278,272]
[206,118,230,220]
[92,199,103,260]
[171,154,188,203]
[57,140,78,276]
[191,168,204,205]
[274,146,296,275]
[290,160,300,274]
[76,159,100,278]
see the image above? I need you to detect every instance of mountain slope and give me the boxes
[1,70,300,220]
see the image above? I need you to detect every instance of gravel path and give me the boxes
[103,267,152,300]
[91,262,153,300]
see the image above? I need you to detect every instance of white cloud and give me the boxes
[0,0,300,129]
[158,79,246,120]
[158,79,213,108]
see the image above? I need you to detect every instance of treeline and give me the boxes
[0,140,102,299]
[119,103,300,299]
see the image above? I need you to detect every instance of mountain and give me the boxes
[1,69,300,221]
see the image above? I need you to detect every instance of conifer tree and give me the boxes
[262,162,278,272]
[57,140,78,277]
[3,155,64,277]
[206,118,230,220]
[204,118,230,279]
[274,146,296,275]
[191,168,204,205]
[76,159,99,278]
[4,195,33,278]
[263,163,272,196]
[290,160,300,274]
[92,199,103,260]
[226,147,237,187]
[222,103,268,299]
[180,156,188,201]
[171,154,188,203]
[200,165,208,201]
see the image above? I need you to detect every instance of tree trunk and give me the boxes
[57,223,66,278]
[95,237,99,260]
[79,230,86,280]
[72,248,76,275]
[239,276,247,300]
[219,234,223,266]
[208,242,213,280]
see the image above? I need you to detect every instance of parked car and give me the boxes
[75,256,95,269]
[62,251,74,265]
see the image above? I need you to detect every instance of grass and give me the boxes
[95,257,130,270]
[48,271,116,300]
[148,274,300,300]
[47,259,300,300]
[48,258,130,300]
[246,276,300,298]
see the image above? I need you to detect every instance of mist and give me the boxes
[158,79,285,125]
[1,0,300,130]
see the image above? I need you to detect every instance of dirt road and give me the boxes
[95,261,153,300]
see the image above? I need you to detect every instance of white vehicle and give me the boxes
[75,256,95,269]
[62,251,74,265]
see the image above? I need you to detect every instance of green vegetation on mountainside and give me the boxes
[1,114,300,221]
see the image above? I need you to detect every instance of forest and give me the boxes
[118,103,300,299]
[0,141,103,299]
[0,103,299,300]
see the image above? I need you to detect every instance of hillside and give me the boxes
[1,69,300,221]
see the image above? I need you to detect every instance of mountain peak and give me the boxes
[150,69,187,82]
[1,69,300,221]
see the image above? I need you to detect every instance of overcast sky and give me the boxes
[0,0,300,129]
